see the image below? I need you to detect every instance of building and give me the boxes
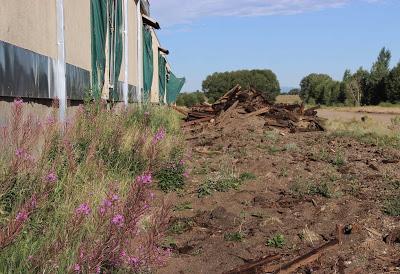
[0,0,185,110]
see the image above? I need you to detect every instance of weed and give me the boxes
[332,152,346,167]
[284,143,299,152]
[268,145,282,155]
[264,131,279,142]
[224,232,245,242]
[239,172,256,181]
[161,237,177,249]
[197,172,255,198]
[279,167,289,178]
[308,181,334,198]
[168,218,194,235]
[173,202,193,212]
[267,234,285,248]
[156,160,186,192]
[384,196,400,216]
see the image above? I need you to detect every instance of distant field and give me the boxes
[275,95,302,104]
[322,105,400,115]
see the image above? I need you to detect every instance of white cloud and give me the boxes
[149,0,381,27]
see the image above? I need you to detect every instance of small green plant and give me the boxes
[279,167,289,177]
[173,202,193,212]
[264,131,279,142]
[384,196,400,216]
[161,237,177,249]
[332,152,346,167]
[168,218,194,235]
[239,172,256,181]
[198,172,255,198]
[267,234,285,248]
[268,145,282,155]
[284,143,298,152]
[156,161,186,192]
[308,181,334,198]
[224,232,245,242]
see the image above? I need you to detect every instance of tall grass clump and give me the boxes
[0,99,185,273]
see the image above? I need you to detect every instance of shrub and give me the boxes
[267,234,285,248]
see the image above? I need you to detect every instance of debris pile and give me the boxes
[183,84,324,132]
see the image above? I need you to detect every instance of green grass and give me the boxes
[224,232,245,242]
[168,218,194,235]
[267,234,285,248]
[173,202,193,212]
[197,172,256,198]
[384,196,400,216]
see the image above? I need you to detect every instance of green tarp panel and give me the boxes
[166,72,185,104]
[143,26,153,101]
[90,0,123,101]
[158,52,166,104]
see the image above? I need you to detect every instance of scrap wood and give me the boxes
[183,117,214,127]
[268,238,340,274]
[223,254,281,274]
[172,106,188,116]
[217,100,239,124]
[243,107,270,119]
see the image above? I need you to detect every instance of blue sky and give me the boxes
[151,0,400,92]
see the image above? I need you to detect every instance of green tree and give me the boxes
[385,63,400,103]
[176,91,206,107]
[288,88,300,95]
[299,74,332,103]
[202,69,280,102]
[365,47,391,105]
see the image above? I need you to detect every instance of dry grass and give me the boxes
[322,105,400,115]
[275,95,302,104]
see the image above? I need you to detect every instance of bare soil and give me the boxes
[157,112,400,274]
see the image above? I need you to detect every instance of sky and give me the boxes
[150,0,400,92]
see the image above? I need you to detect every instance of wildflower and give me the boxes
[149,192,155,200]
[45,172,58,183]
[16,211,28,222]
[75,203,91,216]
[127,256,140,267]
[137,173,152,185]
[15,148,25,157]
[99,207,106,215]
[31,197,37,209]
[13,98,23,107]
[73,264,81,272]
[102,199,112,208]
[96,266,101,273]
[120,250,127,259]
[111,214,125,227]
[152,127,166,144]
[111,194,119,202]
[143,204,149,210]
[45,116,56,125]
[183,170,190,178]
[28,255,33,260]
[179,159,185,165]
[144,111,150,116]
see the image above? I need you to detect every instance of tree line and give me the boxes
[300,48,400,106]
[176,48,400,107]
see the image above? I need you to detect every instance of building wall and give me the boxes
[0,0,57,59]
[150,29,160,103]
[64,0,91,71]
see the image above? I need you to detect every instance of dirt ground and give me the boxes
[157,111,400,274]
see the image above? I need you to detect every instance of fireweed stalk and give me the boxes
[72,128,171,273]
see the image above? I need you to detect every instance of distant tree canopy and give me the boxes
[299,47,400,106]
[287,88,300,95]
[176,91,206,107]
[202,69,280,103]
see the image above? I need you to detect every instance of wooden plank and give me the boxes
[183,117,214,127]
[242,107,270,119]
[223,254,281,274]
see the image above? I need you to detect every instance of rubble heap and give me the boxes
[183,84,324,132]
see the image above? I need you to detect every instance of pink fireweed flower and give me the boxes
[31,197,37,209]
[45,172,58,183]
[73,264,81,272]
[102,199,112,208]
[75,203,91,216]
[144,111,150,116]
[127,256,140,267]
[99,207,106,215]
[13,98,23,107]
[149,192,155,200]
[179,159,185,165]
[120,250,127,259]
[152,127,166,144]
[183,170,190,178]
[15,148,25,157]
[136,173,152,185]
[111,194,119,202]
[16,211,28,222]
[111,214,125,227]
